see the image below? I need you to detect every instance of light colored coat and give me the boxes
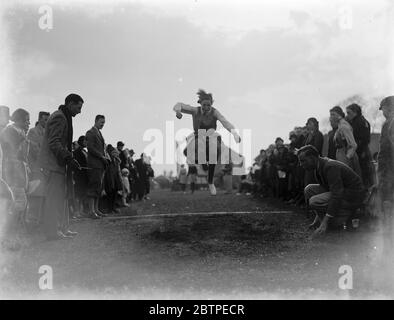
[38,110,72,174]
[179,168,188,184]
[27,124,45,172]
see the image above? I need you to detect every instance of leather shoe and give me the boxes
[96,211,107,217]
[63,230,78,237]
[89,212,101,219]
[46,231,73,241]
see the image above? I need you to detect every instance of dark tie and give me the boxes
[314,169,323,185]
[98,129,104,142]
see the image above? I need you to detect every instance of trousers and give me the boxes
[42,170,69,237]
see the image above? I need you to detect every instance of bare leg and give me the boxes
[208,164,215,184]
[95,198,104,216]
[207,164,217,195]
[88,197,100,219]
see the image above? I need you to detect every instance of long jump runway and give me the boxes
[105,210,294,221]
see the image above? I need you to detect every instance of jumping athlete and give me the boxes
[173,89,242,195]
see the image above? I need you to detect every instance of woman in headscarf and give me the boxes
[173,89,241,195]
[265,144,276,197]
[187,163,198,194]
[73,135,89,216]
[103,144,123,214]
[134,153,149,200]
[329,106,361,176]
[327,116,338,160]
[345,103,373,188]
[0,108,30,250]
[302,117,324,189]
[304,118,324,155]
[178,164,188,194]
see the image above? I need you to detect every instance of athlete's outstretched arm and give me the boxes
[173,103,198,118]
[214,109,241,143]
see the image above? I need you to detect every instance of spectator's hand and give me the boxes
[345,151,354,159]
[101,157,110,167]
[176,112,183,119]
[69,159,81,171]
[312,217,328,237]
[378,180,387,192]
[233,132,241,143]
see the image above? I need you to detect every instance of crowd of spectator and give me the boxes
[1,93,394,247]
[244,105,376,208]
[0,94,154,249]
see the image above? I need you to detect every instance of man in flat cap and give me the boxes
[378,96,394,245]
[39,94,83,240]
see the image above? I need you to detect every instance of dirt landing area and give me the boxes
[1,190,393,299]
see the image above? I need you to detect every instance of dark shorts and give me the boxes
[74,171,89,199]
[87,168,105,198]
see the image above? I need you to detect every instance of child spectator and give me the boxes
[178,164,188,194]
[188,164,198,194]
[121,168,130,207]
[222,163,233,194]
[237,171,254,196]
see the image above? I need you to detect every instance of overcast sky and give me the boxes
[1,0,393,174]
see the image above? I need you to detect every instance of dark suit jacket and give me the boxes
[73,147,89,193]
[38,110,72,173]
[73,147,88,168]
[86,126,106,169]
[316,157,364,217]
[349,115,371,154]
[304,130,324,155]
[327,129,337,160]
[378,116,394,184]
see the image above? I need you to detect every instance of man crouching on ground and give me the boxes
[298,145,365,236]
